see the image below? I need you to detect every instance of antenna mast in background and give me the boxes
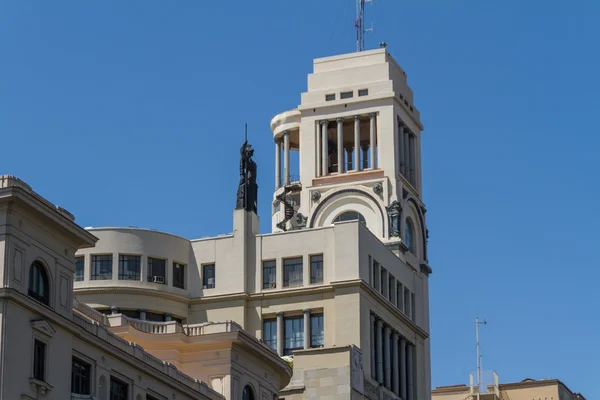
[355,0,373,52]
[476,317,487,390]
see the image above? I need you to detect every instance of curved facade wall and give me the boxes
[74,228,194,320]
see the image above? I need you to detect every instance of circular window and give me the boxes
[334,211,366,225]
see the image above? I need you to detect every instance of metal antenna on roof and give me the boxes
[355,0,374,52]
[245,123,248,143]
[476,317,487,390]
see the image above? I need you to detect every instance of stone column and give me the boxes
[316,123,322,177]
[283,131,290,186]
[337,118,344,173]
[400,338,407,400]
[376,319,384,383]
[369,113,376,169]
[370,313,376,379]
[399,124,405,177]
[404,131,410,182]
[110,306,119,315]
[275,141,281,189]
[407,343,414,400]
[321,121,329,175]
[276,311,284,356]
[139,308,147,321]
[354,115,361,171]
[384,325,391,389]
[165,312,172,322]
[362,145,369,169]
[303,308,311,349]
[392,332,399,395]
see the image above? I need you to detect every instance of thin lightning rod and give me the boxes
[476,317,487,389]
[245,123,248,142]
[355,0,373,52]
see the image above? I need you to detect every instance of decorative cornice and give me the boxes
[74,287,190,304]
[419,263,432,276]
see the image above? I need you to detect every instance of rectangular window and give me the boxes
[310,254,323,284]
[71,357,91,395]
[368,255,373,285]
[91,254,112,280]
[110,377,128,400]
[33,340,45,381]
[381,267,387,297]
[341,91,353,99]
[325,93,336,101]
[263,318,277,351]
[396,281,403,310]
[388,275,395,302]
[75,256,84,282]
[404,287,410,316]
[283,257,303,287]
[263,260,276,289]
[358,89,369,96]
[310,314,324,348]
[202,264,215,289]
[147,257,166,284]
[373,261,380,291]
[284,316,304,355]
[173,262,185,289]
[411,292,416,321]
[119,255,141,281]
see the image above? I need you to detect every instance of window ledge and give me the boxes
[29,378,53,395]
[71,394,93,400]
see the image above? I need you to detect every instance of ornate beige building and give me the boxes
[432,376,586,400]
[1,47,432,400]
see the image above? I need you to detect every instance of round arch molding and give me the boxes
[309,188,386,237]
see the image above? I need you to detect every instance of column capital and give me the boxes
[302,308,311,314]
[369,112,377,119]
[164,312,172,316]
[320,120,329,126]
[139,308,147,313]
[283,130,290,136]
[354,115,361,121]
[276,311,284,316]
[336,117,344,123]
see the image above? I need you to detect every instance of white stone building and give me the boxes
[1,47,432,400]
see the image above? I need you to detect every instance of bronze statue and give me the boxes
[236,140,258,213]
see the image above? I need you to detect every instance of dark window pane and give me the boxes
[310,314,324,348]
[263,260,276,289]
[147,258,166,284]
[33,340,45,381]
[75,256,84,282]
[110,377,128,400]
[334,211,366,225]
[145,312,166,322]
[119,255,140,281]
[91,255,113,280]
[203,264,215,289]
[263,319,277,351]
[325,93,335,101]
[120,309,141,319]
[341,91,353,99]
[173,262,185,289]
[243,386,255,400]
[29,262,50,305]
[310,255,323,284]
[405,219,414,253]
[284,316,304,355]
[283,258,303,287]
[71,358,91,394]
[358,89,369,96]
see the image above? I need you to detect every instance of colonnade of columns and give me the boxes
[370,313,415,400]
[275,309,315,356]
[398,121,417,187]
[315,113,377,177]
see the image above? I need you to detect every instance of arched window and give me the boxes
[28,262,50,305]
[242,385,255,400]
[334,211,366,225]
[405,219,415,254]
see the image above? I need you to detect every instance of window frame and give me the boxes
[283,257,303,288]
[172,262,186,290]
[340,91,354,99]
[283,315,304,356]
[262,260,276,289]
[325,93,336,101]
[147,257,167,284]
[75,256,84,282]
[202,264,216,289]
[109,376,129,400]
[309,254,323,284]
[334,211,366,225]
[358,89,369,97]
[71,356,92,395]
[91,254,113,281]
[32,339,46,381]
[242,385,256,400]
[405,218,415,254]
[118,254,141,281]
[263,318,277,351]
[28,261,50,306]
[310,313,324,348]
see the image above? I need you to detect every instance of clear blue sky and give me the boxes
[2,1,598,397]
